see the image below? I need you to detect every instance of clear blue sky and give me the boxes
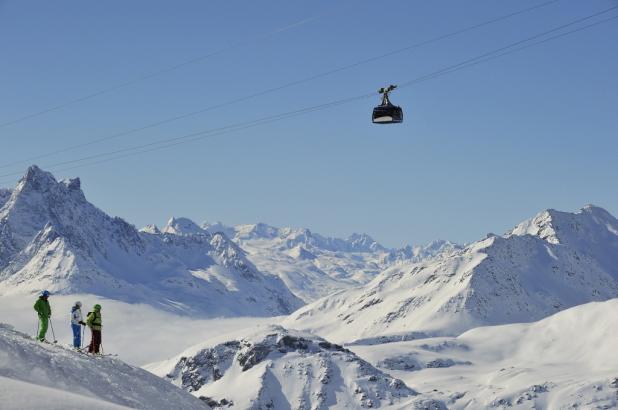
[0,0,617,247]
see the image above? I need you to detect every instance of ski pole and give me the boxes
[49,318,57,343]
[36,318,39,340]
[81,325,84,349]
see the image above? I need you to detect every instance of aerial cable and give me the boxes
[0,7,615,183]
[0,93,374,176]
[0,9,332,130]
[402,14,618,88]
[398,5,618,89]
[44,96,373,176]
[0,0,565,170]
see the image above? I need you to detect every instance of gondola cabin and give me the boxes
[372,85,403,124]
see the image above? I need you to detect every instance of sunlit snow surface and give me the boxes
[350,299,618,409]
[0,323,206,410]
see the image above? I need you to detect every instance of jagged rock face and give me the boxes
[0,167,144,265]
[284,206,618,342]
[159,326,416,409]
[172,341,241,393]
[0,166,303,317]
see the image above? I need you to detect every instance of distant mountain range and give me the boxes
[0,166,456,314]
[3,166,616,336]
[150,217,460,301]
[284,205,618,342]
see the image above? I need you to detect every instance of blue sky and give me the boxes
[0,0,616,247]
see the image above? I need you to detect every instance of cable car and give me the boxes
[372,85,403,124]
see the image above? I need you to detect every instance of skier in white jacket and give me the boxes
[70,301,86,348]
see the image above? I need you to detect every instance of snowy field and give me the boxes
[350,299,618,409]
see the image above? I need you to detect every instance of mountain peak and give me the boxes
[17,165,58,193]
[510,205,617,245]
[140,224,161,234]
[61,177,81,191]
[580,204,615,220]
[346,232,385,252]
[162,217,204,235]
[235,222,279,239]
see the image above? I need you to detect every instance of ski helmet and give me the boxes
[93,304,101,310]
[40,290,50,297]
[75,301,82,308]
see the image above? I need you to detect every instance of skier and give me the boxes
[33,290,52,342]
[86,304,102,354]
[70,301,86,349]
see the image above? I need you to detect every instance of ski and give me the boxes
[74,347,117,357]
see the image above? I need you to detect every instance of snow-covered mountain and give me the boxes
[147,218,460,302]
[0,323,206,410]
[350,298,618,409]
[146,325,431,409]
[284,205,618,342]
[182,220,459,302]
[0,166,303,316]
[0,188,11,209]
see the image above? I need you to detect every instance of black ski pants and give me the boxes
[88,329,102,354]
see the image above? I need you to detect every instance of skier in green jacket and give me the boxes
[33,290,52,342]
[86,304,103,354]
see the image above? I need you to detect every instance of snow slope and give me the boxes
[0,166,302,317]
[350,298,618,409]
[284,205,618,342]
[0,323,208,410]
[146,325,421,409]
